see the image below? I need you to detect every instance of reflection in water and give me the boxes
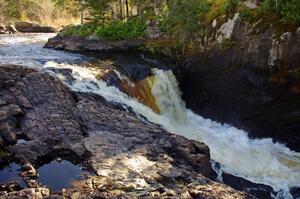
[38,160,90,192]
[0,163,26,187]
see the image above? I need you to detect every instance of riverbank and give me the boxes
[0,64,253,198]
[45,18,300,153]
[0,21,56,34]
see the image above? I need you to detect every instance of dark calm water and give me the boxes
[0,163,26,187]
[38,160,90,192]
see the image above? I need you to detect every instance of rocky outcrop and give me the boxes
[0,65,252,198]
[45,33,145,52]
[0,24,17,34]
[14,21,55,33]
[178,14,300,152]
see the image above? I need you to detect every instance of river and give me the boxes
[0,33,299,199]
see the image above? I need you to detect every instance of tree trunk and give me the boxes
[118,0,123,19]
[125,0,129,18]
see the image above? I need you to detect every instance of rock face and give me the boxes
[14,21,55,33]
[0,65,252,198]
[45,33,145,52]
[178,15,300,152]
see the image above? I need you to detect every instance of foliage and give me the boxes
[223,0,240,15]
[0,0,80,26]
[63,23,97,37]
[63,16,147,40]
[219,38,235,50]
[260,0,300,24]
[280,0,300,24]
[161,0,211,55]
[239,7,254,22]
[95,16,147,40]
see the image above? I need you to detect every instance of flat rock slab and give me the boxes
[0,65,253,198]
[45,34,145,52]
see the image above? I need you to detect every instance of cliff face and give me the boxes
[178,13,300,151]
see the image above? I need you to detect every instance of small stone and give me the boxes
[17,96,32,109]
[212,19,217,28]
[6,25,17,34]
[9,105,23,116]
[0,123,17,145]
[0,109,8,121]
[297,27,300,35]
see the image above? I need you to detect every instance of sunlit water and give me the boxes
[1,33,300,199]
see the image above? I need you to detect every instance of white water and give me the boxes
[1,34,300,199]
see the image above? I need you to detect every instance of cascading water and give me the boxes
[1,34,300,199]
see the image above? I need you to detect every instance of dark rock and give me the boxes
[45,33,145,52]
[0,25,6,34]
[0,123,17,145]
[15,21,55,33]
[222,173,274,199]
[178,22,300,152]
[6,25,17,34]
[0,64,251,198]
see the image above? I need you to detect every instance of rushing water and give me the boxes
[1,34,300,199]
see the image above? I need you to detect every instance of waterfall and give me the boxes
[42,61,300,199]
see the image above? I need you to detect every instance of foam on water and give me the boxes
[0,33,84,68]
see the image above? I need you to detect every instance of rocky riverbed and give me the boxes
[0,65,253,198]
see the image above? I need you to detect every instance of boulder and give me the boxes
[0,25,6,34]
[15,21,55,33]
[6,25,17,34]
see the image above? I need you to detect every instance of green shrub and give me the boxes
[63,23,97,37]
[223,0,240,15]
[280,0,300,24]
[239,7,254,22]
[95,16,147,40]
[63,16,147,40]
[219,38,235,50]
[260,0,300,25]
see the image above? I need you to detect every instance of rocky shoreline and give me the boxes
[0,65,253,198]
[45,33,145,52]
[0,21,55,34]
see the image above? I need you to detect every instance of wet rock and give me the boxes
[15,21,55,33]
[21,163,37,177]
[222,173,273,199]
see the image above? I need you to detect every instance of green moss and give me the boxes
[0,150,11,158]
[288,67,300,79]
[239,7,254,22]
[223,0,240,16]
[219,38,235,50]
